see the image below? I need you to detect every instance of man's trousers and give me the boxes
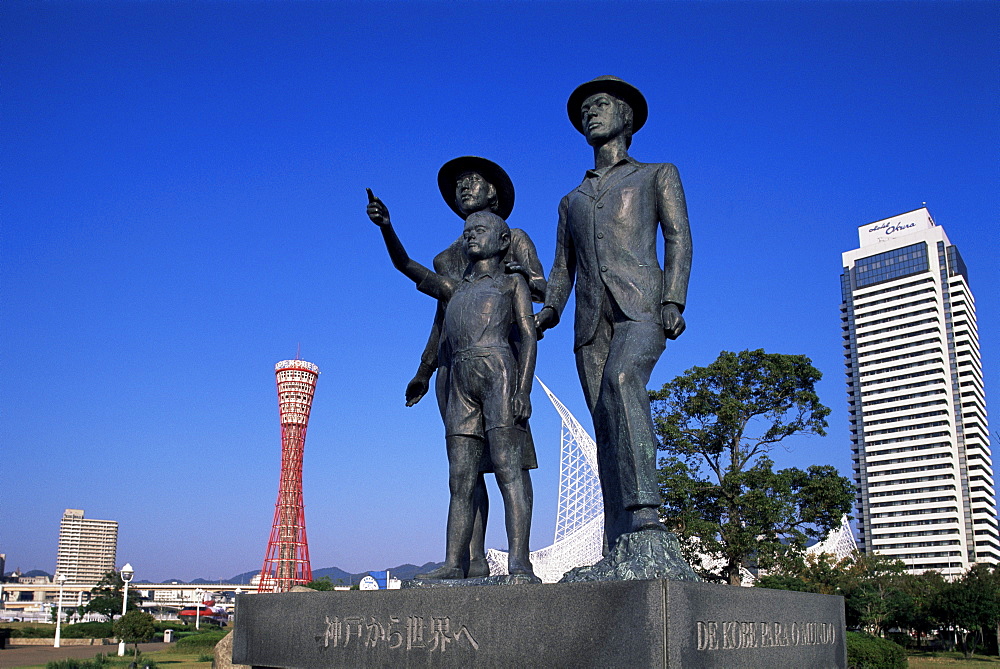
[574,290,665,551]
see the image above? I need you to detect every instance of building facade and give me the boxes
[55,509,118,584]
[841,208,998,576]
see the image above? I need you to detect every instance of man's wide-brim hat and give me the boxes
[438,156,515,220]
[567,75,648,135]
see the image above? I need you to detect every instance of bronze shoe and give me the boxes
[466,557,490,578]
[414,564,464,580]
[630,507,668,532]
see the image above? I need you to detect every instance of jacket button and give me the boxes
[597,232,604,239]
[597,202,604,208]
[601,265,608,272]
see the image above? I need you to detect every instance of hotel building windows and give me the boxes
[841,208,998,576]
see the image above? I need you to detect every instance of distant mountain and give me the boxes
[7,563,450,586]
[3,569,53,580]
[225,571,258,585]
[313,563,445,585]
[23,570,52,579]
[311,567,354,585]
[218,562,446,587]
[385,563,444,581]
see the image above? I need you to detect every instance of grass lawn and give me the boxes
[9,649,215,669]
[908,650,1000,668]
[135,648,215,668]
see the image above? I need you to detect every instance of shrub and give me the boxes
[846,631,906,669]
[175,630,227,650]
[113,610,155,646]
[173,627,215,640]
[755,575,816,593]
[11,625,54,638]
[45,654,109,669]
[61,621,114,639]
[884,631,912,649]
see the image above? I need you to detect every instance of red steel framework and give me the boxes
[258,359,319,593]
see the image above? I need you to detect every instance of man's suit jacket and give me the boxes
[545,157,692,350]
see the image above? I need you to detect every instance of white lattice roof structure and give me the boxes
[487,378,605,583]
[806,514,859,562]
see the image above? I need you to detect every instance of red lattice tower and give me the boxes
[258,359,319,593]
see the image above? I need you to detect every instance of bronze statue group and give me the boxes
[366,76,692,582]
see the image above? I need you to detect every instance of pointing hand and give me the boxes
[366,188,390,227]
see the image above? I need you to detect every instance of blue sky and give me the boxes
[2,1,997,583]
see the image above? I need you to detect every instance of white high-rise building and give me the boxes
[841,208,998,576]
[55,509,118,584]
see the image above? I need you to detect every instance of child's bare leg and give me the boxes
[467,474,490,577]
[522,468,533,539]
[417,435,482,579]
[444,435,483,572]
[487,427,534,576]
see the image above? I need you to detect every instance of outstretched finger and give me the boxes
[366,188,377,203]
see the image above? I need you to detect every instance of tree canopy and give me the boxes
[85,571,140,621]
[761,555,1000,655]
[113,609,156,660]
[932,564,1000,658]
[305,576,335,591]
[651,349,854,584]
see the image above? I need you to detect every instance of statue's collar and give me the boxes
[585,156,636,179]
[462,268,497,283]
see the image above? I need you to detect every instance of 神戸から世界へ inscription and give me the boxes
[319,614,478,653]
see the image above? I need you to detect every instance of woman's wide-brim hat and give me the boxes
[438,156,515,220]
[567,75,648,135]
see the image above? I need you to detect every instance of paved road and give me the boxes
[0,642,171,668]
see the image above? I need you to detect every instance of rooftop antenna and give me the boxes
[296,342,301,361]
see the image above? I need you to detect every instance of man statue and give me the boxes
[536,76,693,553]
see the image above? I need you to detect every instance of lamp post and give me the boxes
[194,589,203,630]
[117,563,134,657]
[53,573,67,648]
[233,588,243,623]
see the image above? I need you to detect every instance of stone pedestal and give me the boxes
[232,580,846,668]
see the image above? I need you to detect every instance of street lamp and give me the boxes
[233,588,243,622]
[117,563,134,657]
[53,573,67,648]
[194,588,203,630]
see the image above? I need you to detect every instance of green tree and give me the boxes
[794,552,854,596]
[754,573,815,593]
[838,553,910,636]
[933,564,1000,658]
[304,576,334,591]
[892,570,946,646]
[84,571,140,621]
[651,349,854,585]
[975,563,1000,656]
[755,552,851,596]
[112,609,155,661]
[763,551,945,642]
